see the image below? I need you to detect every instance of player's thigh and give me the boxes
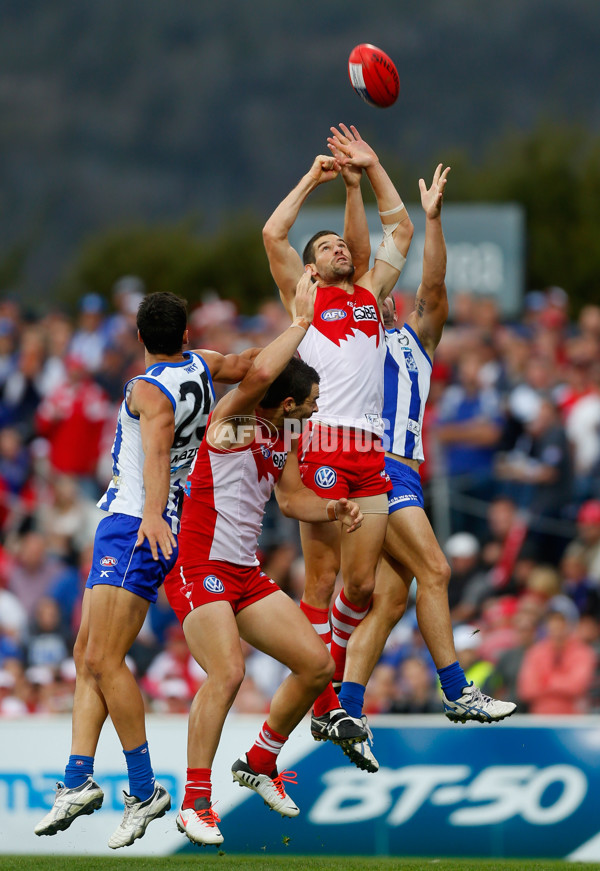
[183,601,245,676]
[340,511,388,580]
[385,506,448,581]
[237,590,331,675]
[86,585,150,662]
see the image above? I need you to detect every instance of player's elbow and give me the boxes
[263,221,285,249]
[276,493,293,517]
[397,216,415,250]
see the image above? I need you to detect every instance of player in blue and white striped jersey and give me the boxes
[337,165,516,773]
[35,291,256,847]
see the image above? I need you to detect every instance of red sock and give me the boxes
[300,599,340,716]
[300,600,331,649]
[330,590,371,682]
[182,767,211,809]
[313,681,343,717]
[246,721,288,775]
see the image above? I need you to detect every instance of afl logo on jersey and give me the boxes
[315,466,337,489]
[321,309,347,322]
[100,556,118,567]
[203,575,225,594]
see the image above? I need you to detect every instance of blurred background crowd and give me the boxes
[0,275,599,719]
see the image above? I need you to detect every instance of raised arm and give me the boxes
[262,155,340,318]
[331,125,371,281]
[328,124,413,302]
[208,271,316,431]
[407,164,451,356]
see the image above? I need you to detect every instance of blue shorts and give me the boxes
[385,457,424,514]
[86,513,178,604]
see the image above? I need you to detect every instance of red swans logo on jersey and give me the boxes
[348,44,399,108]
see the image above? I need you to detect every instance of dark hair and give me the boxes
[259,356,320,409]
[137,292,187,355]
[302,230,340,265]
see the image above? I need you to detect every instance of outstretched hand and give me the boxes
[327,124,363,188]
[327,124,379,170]
[308,154,341,185]
[419,164,451,219]
[334,497,364,533]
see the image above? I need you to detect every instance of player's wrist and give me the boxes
[326,500,339,521]
[292,316,311,332]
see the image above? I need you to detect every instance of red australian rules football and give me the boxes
[348,43,400,108]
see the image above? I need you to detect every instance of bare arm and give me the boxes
[328,125,414,301]
[206,272,316,441]
[262,155,341,318]
[407,164,451,356]
[275,446,363,533]
[331,125,371,281]
[128,379,176,561]
[196,347,261,384]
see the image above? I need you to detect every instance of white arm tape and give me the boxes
[379,202,405,217]
[374,222,407,273]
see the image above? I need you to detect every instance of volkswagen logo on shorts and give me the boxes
[314,466,337,489]
[203,575,225,594]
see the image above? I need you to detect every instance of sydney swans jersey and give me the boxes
[98,351,215,532]
[383,324,432,462]
[297,284,385,435]
[181,421,287,566]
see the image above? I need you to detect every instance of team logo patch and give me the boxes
[100,556,118,567]
[203,575,225,594]
[321,309,347,322]
[315,466,337,489]
[353,304,378,322]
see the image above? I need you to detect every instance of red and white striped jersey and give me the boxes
[181,418,287,566]
[297,284,385,436]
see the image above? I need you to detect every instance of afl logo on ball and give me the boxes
[315,466,337,489]
[321,309,347,322]
[100,556,118,567]
[203,575,225,594]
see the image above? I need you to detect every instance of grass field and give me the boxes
[1,857,599,871]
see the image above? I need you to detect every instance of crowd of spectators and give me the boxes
[1,275,600,718]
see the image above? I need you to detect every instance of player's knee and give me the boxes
[386,597,408,625]
[218,662,246,704]
[424,557,451,594]
[303,648,334,692]
[72,634,88,672]
[344,577,376,610]
[305,568,338,608]
[83,644,108,682]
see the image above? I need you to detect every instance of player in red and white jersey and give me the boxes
[164,273,363,847]
[262,124,414,743]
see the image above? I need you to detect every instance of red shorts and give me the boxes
[299,423,392,499]
[164,559,279,626]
